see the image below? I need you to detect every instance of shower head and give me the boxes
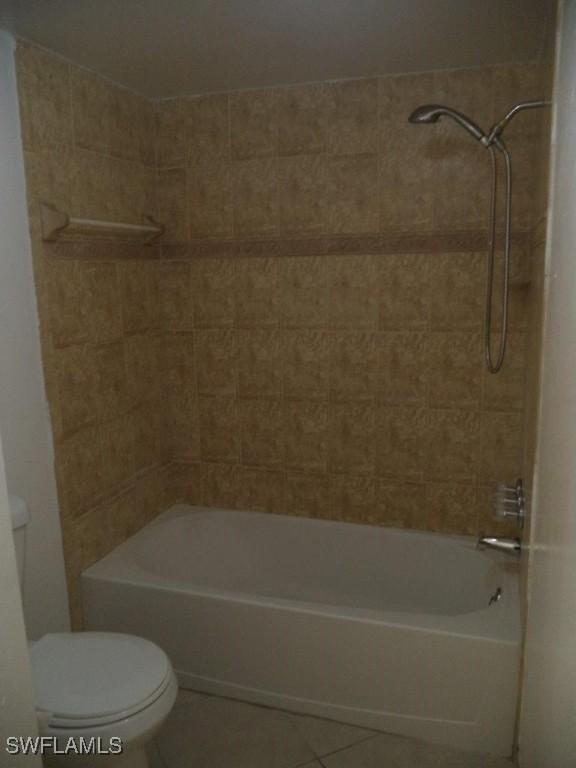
[408,104,486,143]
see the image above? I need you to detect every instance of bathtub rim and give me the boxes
[83,504,521,644]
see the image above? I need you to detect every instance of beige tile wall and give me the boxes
[15,41,172,627]
[16,39,550,626]
[157,63,547,539]
[166,248,528,537]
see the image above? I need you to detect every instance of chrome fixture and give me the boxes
[493,478,525,527]
[477,536,521,556]
[489,587,503,606]
[408,100,551,374]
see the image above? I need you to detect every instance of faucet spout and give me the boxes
[477,536,521,556]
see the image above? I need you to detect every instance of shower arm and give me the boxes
[482,100,552,147]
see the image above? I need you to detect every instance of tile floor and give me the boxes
[149,689,515,767]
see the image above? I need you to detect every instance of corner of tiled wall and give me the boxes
[14,39,172,628]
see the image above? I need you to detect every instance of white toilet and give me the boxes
[10,495,177,767]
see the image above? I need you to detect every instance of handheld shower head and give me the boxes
[408,104,486,143]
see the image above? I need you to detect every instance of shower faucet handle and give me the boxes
[492,479,525,527]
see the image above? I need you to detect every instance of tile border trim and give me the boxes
[44,229,530,261]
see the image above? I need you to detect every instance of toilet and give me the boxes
[10,495,177,767]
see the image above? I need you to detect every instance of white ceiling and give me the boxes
[0,0,553,99]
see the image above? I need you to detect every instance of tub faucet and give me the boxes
[477,536,521,555]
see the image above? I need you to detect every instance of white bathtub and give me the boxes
[82,505,521,756]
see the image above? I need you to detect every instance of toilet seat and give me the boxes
[30,632,173,729]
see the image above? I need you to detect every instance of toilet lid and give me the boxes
[30,633,171,722]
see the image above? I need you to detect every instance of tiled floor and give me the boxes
[149,689,514,767]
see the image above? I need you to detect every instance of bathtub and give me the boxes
[82,505,521,756]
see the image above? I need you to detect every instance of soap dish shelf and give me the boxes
[40,202,164,244]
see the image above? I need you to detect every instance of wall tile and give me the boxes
[188,157,233,238]
[16,41,72,148]
[73,504,111,570]
[237,467,285,513]
[430,132,491,229]
[379,128,435,231]
[429,252,485,330]
[434,67,494,128]
[282,330,329,401]
[137,98,157,166]
[171,462,204,506]
[71,68,111,153]
[163,334,196,390]
[480,411,524,482]
[377,253,430,331]
[125,333,157,407]
[230,89,278,159]
[327,78,378,155]
[156,168,188,242]
[153,261,193,331]
[239,399,284,468]
[329,474,376,523]
[196,329,237,397]
[132,405,162,470]
[84,263,123,344]
[168,385,200,461]
[278,83,328,155]
[285,472,330,518]
[69,149,113,220]
[375,480,427,528]
[109,86,140,161]
[156,99,186,167]
[329,403,376,475]
[59,426,105,516]
[280,257,327,329]
[120,262,153,334]
[492,62,542,140]
[232,158,279,235]
[100,415,135,495]
[192,258,236,328]
[330,331,377,402]
[199,396,241,463]
[235,257,280,328]
[328,255,377,329]
[426,409,480,482]
[377,331,428,406]
[483,331,527,411]
[183,93,230,162]
[427,482,477,534]
[284,401,329,473]
[237,330,282,399]
[56,344,99,434]
[376,406,428,480]
[22,144,71,220]
[202,463,239,508]
[278,155,329,234]
[93,342,128,420]
[325,154,379,233]
[428,332,482,409]
[47,261,92,346]
[106,490,141,548]
[379,71,438,124]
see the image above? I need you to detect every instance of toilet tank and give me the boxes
[8,494,30,589]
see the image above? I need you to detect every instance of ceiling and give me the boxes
[0,0,553,99]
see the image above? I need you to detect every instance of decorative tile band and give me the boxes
[44,229,531,261]
[43,240,162,261]
[163,229,530,259]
